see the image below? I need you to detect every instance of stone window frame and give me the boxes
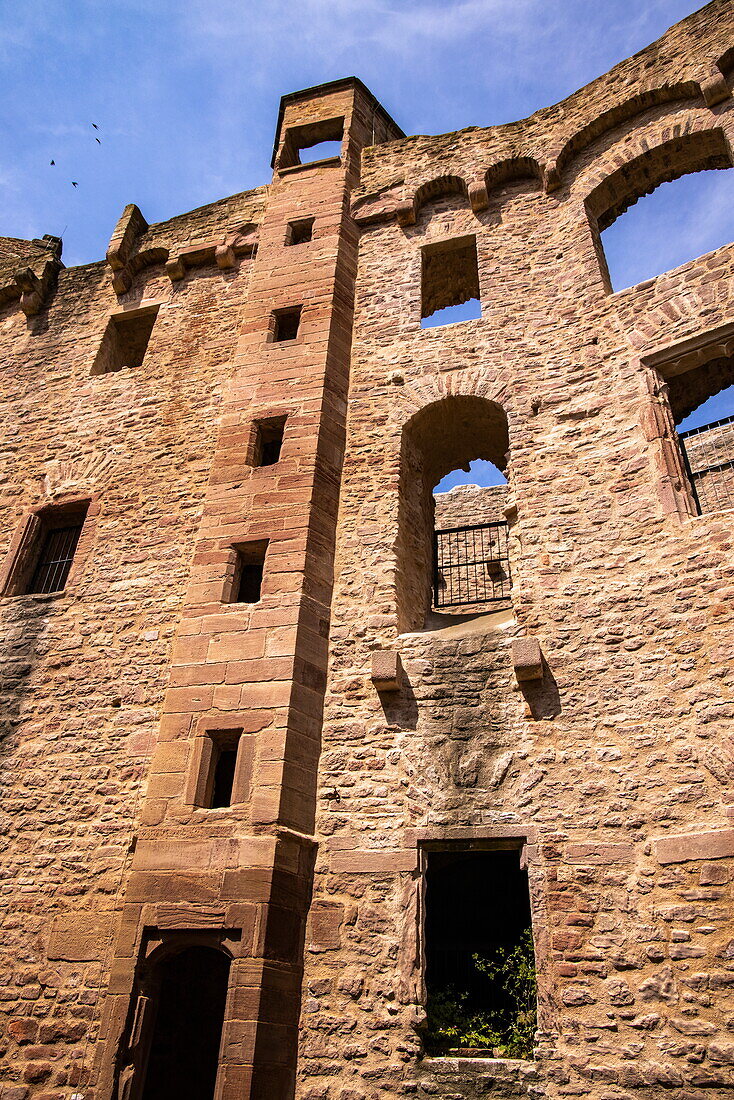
[276,116,344,172]
[220,539,270,605]
[640,320,734,521]
[419,233,482,324]
[246,412,289,468]
[0,491,101,599]
[410,824,551,1058]
[112,924,244,1100]
[90,297,165,376]
[266,304,304,346]
[183,713,256,812]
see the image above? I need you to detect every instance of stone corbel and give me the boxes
[107,203,148,292]
[396,193,417,227]
[14,257,61,317]
[542,163,561,193]
[166,225,258,282]
[467,176,489,214]
[701,71,731,108]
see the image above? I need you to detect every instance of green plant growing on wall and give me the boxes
[424,928,537,1059]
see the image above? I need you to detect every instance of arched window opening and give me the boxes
[602,167,734,291]
[117,944,231,1100]
[397,395,511,632]
[670,363,734,515]
[585,129,734,293]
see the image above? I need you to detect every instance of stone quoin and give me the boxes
[1,2,734,1098]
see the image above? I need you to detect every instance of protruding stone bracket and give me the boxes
[14,255,62,317]
[542,164,562,193]
[106,203,174,295]
[0,235,62,317]
[371,649,402,692]
[165,225,258,283]
[467,177,489,214]
[512,637,543,683]
[107,203,149,273]
[701,71,731,108]
[396,195,417,227]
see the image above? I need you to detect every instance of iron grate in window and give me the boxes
[679,414,734,515]
[433,521,510,609]
[28,524,83,594]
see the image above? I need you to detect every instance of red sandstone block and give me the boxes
[371,649,401,691]
[208,632,267,662]
[654,828,734,865]
[170,636,210,663]
[124,871,222,904]
[164,685,216,712]
[512,637,544,681]
[564,843,634,864]
[329,849,417,873]
[169,662,227,687]
[149,741,188,775]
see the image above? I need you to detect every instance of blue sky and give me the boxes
[0,0,716,266]
[2,0,732,494]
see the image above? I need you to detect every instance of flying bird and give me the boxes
[50,160,55,166]
[71,181,78,188]
[95,138,101,144]
[92,123,98,129]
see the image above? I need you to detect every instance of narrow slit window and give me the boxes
[286,218,314,246]
[4,499,90,596]
[254,416,286,467]
[91,306,159,375]
[187,728,252,810]
[421,236,481,329]
[210,734,241,809]
[271,306,302,343]
[423,845,536,1059]
[230,541,267,604]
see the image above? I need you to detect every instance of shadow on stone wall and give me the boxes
[517,659,561,721]
[378,672,419,730]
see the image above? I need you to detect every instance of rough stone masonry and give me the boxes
[0,2,734,1098]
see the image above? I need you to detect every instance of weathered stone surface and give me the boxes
[0,7,733,1100]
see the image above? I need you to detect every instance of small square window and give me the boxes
[421,236,481,328]
[270,307,302,343]
[254,416,286,467]
[91,305,159,375]
[226,541,267,604]
[285,218,314,246]
[278,117,344,169]
[3,500,90,597]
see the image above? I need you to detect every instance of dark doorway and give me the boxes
[141,946,230,1100]
[423,847,536,1058]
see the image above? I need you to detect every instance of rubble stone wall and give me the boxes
[0,4,733,1100]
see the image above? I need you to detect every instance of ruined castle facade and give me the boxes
[2,3,734,1098]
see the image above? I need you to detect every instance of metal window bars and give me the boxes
[678,414,734,515]
[433,521,510,609]
[27,524,83,594]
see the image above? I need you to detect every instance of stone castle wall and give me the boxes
[0,3,732,1099]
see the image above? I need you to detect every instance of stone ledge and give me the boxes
[654,828,734,864]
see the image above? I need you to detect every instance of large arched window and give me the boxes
[602,168,734,291]
[586,129,734,293]
[397,395,511,631]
